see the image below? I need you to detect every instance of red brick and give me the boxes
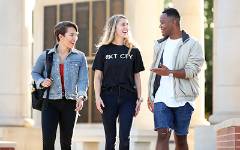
[217,127,236,136]
[216,126,240,150]
[217,147,235,150]
[217,141,235,147]
[235,140,240,146]
[0,148,15,150]
[235,134,240,140]
[235,127,240,134]
[217,134,235,141]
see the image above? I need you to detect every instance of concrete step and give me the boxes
[0,141,16,150]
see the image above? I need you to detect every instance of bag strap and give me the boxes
[45,50,53,99]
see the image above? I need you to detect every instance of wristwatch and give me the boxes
[78,95,87,101]
[137,97,144,102]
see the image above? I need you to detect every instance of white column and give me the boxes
[172,0,208,126]
[0,0,34,126]
[125,0,164,129]
[209,0,240,124]
[32,0,44,127]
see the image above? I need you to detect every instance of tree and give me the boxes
[204,0,213,119]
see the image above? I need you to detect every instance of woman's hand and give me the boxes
[41,78,52,88]
[147,97,154,113]
[75,98,84,112]
[135,99,142,116]
[96,96,105,114]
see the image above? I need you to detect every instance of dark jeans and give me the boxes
[41,99,76,150]
[101,87,137,150]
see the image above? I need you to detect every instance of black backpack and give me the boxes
[32,50,53,111]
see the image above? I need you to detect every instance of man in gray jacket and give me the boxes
[148,8,204,150]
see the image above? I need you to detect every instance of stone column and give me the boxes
[172,0,208,126]
[209,0,240,124]
[125,0,164,129]
[0,0,33,126]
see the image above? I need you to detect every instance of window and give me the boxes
[44,5,57,50]
[43,0,124,123]
[60,3,73,21]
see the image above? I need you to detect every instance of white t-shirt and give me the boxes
[154,37,195,109]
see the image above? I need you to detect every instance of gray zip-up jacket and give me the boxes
[148,31,204,102]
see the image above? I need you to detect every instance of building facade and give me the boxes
[2,0,238,149]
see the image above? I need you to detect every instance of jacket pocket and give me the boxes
[176,79,198,97]
[69,61,81,75]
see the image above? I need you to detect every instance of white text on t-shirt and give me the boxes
[105,54,133,60]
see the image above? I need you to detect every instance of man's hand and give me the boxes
[147,97,154,113]
[150,64,170,76]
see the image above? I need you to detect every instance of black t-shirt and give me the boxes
[92,43,145,92]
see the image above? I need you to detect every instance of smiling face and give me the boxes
[59,27,78,49]
[159,13,175,37]
[115,18,129,39]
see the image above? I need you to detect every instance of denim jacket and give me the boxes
[31,45,89,100]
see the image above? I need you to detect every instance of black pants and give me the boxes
[101,87,137,150]
[41,99,76,150]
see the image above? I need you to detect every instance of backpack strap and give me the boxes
[45,50,53,99]
[46,50,53,78]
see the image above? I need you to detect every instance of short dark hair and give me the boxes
[162,7,180,20]
[54,21,78,42]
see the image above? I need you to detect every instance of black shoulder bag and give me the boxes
[32,50,53,111]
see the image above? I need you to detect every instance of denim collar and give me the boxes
[48,44,79,54]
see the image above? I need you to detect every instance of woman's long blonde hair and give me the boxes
[96,14,137,54]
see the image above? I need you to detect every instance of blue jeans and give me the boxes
[41,99,76,150]
[101,87,137,150]
[154,102,193,135]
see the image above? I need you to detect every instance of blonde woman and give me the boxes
[92,14,145,150]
